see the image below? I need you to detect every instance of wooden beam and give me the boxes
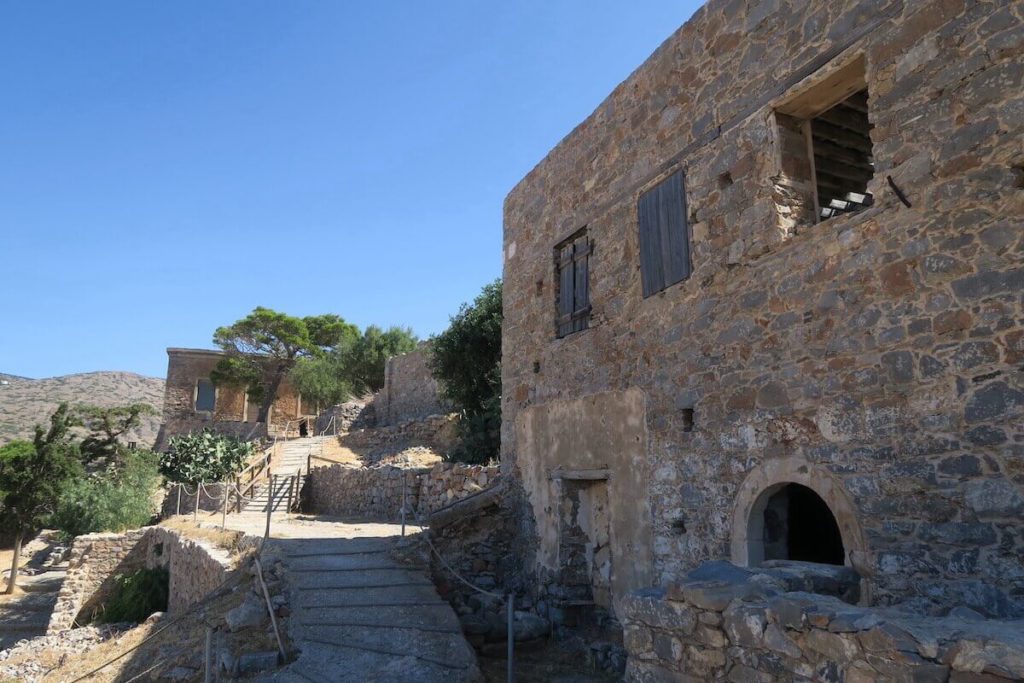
[549,468,611,481]
[775,55,867,119]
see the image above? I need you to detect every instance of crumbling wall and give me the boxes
[340,414,458,461]
[314,399,376,433]
[375,346,448,426]
[306,461,499,521]
[622,561,1024,682]
[49,527,241,632]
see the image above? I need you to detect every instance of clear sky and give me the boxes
[0,1,700,379]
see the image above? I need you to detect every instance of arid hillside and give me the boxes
[0,372,165,447]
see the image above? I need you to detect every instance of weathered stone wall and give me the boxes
[622,560,1024,682]
[48,527,240,632]
[158,347,316,448]
[502,0,1024,615]
[314,398,376,433]
[375,346,448,426]
[306,461,499,521]
[340,414,459,461]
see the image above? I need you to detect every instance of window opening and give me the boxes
[811,89,873,219]
[195,379,216,413]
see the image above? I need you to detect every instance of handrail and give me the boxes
[232,417,304,512]
[318,414,337,437]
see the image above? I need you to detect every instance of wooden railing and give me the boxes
[232,418,301,512]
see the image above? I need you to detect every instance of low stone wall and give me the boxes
[340,414,459,461]
[307,461,499,521]
[49,526,242,632]
[622,560,1024,682]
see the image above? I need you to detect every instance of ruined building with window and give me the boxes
[155,348,320,448]
[502,0,1022,672]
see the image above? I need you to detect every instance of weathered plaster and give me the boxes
[515,388,653,611]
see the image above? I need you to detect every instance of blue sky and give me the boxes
[0,1,699,379]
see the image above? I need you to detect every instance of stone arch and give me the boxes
[730,458,866,570]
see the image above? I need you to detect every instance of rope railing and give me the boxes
[71,479,290,682]
[399,479,516,682]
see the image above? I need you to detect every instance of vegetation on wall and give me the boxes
[291,325,418,406]
[210,307,357,422]
[159,431,254,484]
[429,279,502,463]
[94,567,169,624]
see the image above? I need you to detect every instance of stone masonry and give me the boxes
[157,348,317,449]
[306,461,499,521]
[375,344,449,426]
[48,527,246,631]
[502,0,1024,625]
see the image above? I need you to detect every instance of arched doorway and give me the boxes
[752,483,845,566]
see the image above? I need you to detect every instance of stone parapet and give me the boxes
[622,561,1024,682]
[306,461,499,521]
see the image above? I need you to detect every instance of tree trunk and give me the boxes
[258,369,287,425]
[6,529,23,594]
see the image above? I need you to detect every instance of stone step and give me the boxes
[297,604,462,632]
[287,567,428,589]
[293,583,446,609]
[276,641,475,683]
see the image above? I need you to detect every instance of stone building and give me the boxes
[156,348,319,447]
[375,344,449,426]
[502,0,1023,627]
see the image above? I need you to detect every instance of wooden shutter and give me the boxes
[557,242,575,337]
[573,236,590,333]
[638,171,691,297]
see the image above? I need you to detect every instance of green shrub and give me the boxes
[160,431,253,483]
[51,449,160,539]
[430,279,502,462]
[95,567,169,623]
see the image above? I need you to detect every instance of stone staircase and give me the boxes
[0,533,69,651]
[242,436,329,514]
[259,535,481,682]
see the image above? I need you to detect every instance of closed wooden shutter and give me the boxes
[638,171,691,297]
[556,233,592,338]
[573,236,590,333]
[557,242,575,337]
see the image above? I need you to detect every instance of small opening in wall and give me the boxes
[759,484,844,565]
[680,408,695,432]
[717,171,733,189]
[811,89,874,220]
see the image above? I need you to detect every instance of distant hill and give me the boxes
[0,372,165,447]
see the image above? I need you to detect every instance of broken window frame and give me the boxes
[773,54,875,224]
[194,378,216,413]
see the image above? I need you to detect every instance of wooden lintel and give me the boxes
[549,468,610,481]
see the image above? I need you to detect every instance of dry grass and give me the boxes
[158,517,246,555]
[40,566,285,683]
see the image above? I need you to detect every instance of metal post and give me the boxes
[204,626,213,683]
[176,485,182,516]
[401,471,407,537]
[194,483,201,522]
[286,476,294,515]
[221,485,228,529]
[507,593,514,683]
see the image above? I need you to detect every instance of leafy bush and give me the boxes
[94,567,168,623]
[429,279,502,463]
[292,324,418,404]
[160,431,253,483]
[51,449,160,539]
